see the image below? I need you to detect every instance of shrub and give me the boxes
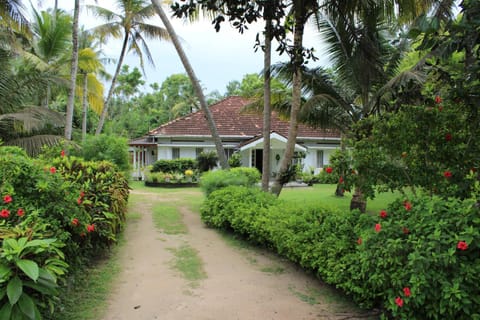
[228,152,242,167]
[347,194,480,318]
[199,168,260,196]
[78,134,130,172]
[151,158,196,173]
[197,151,218,172]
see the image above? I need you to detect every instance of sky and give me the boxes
[36,0,331,95]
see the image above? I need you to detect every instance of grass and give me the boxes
[167,244,207,288]
[280,184,404,214]
[152,205,188,234]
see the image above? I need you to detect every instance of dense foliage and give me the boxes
[151,158,196,173]
[199,168,260,196]
[201,185,480,319]
[0,147,129,318]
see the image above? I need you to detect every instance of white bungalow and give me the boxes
[129,96,341,179]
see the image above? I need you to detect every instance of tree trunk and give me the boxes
[261,18,272,192]
[350,186,366,213]
[64,0,80,140]
[271,6,305,196]
[82,72,88,141]
[95,31,130,135]
[151,0,229,169]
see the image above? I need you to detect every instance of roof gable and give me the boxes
[148,96,339,139]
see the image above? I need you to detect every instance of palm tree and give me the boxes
[151,0,229,169]
[65,0,80,140]
[87,0,170,135]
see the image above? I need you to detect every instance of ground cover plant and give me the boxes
[201,184,480,319]
[0,146,129,319]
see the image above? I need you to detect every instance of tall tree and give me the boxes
[88,0,170,135]
[65,0,80,140]
[151,0,229,169]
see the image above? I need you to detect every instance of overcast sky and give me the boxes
[37,0,331,95]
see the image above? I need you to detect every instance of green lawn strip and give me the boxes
[280,184,405,214]
[152,204,187,234]
[167,244,207,288]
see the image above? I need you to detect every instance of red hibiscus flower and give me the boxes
[357,237,362,245]
[404,201,412,211]
[3,195,12,204]
[60,150,66,157]
[77,197,82,205]
[71,218,79,226]
[325,167,333,174]
[87,224,95,232]
[444,171,452,179]
[403,287,411,297]
[49,166,56,174]
[339,176,344,184]
[457,241,468,251]
[0,208,10,218]
[380,210,388,218]
[445,133,452,141]
[80,191,85,198]
[435,95,442,104]
[17,208,24,217]
[402,227,410,235]
[395,297,404,307]
[375,223,381,232]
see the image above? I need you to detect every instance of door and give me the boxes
[255,149,263,173]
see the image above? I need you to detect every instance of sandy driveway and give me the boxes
[102,189,375,320]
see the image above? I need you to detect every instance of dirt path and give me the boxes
[103,189,375,320]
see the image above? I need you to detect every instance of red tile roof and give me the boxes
[149,96,340,139]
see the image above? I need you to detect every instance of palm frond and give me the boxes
[0,106,64,133]
[4,134,62,157]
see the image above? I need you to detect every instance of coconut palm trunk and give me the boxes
[95,34,129,135]
[82,72,88,140]
[65,0,80,140]
[261,17,273,192]
[151,0,229,169]
[271,4,306,196]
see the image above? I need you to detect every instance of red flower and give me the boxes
[60,150,66,157]
[457,241,468,251]
[402,227,410,235]
[339,176,344,184]
[404,201,412,211]
[445,133,452,141]
[80,191,85,198]
[395,297,404,307]
[375,223,381,232]
[403,287,411,297]
[17,208,24,217]
[87,224,95,232]
[49,166,56,174]
[379,210,388,218]
[357,237,362,245]
[71,218,79,226]
[77,197,82,205]
[0,208,10,218]
[435,95,442,104]
[444,171,452,179]
[3,195,12,204]
[325,167,333,174]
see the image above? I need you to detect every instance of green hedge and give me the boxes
[200,186,480,319]
[151,158,196,173]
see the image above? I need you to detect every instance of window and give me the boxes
[172,147,180,159]
[195,148,203,157]
[317,150,324,168]
[224,148,235,159]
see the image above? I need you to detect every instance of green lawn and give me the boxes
[280,184,403,214]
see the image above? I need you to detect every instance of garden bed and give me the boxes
[144,181,198,188]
